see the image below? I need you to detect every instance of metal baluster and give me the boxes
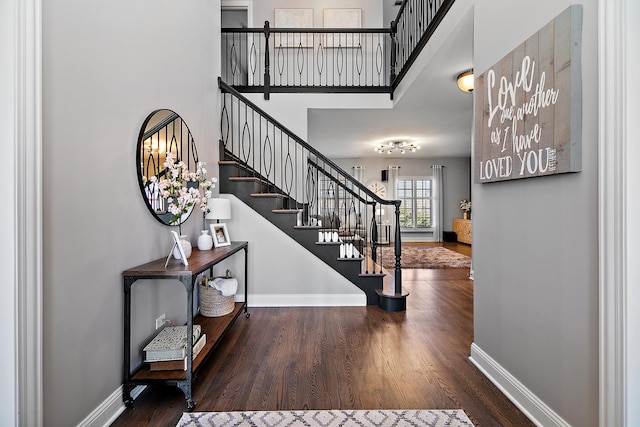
[263,21,270,100]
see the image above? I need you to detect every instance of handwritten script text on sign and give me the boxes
[480,55,560,180]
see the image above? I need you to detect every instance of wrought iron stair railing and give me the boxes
[221,0,455,99]
[219,78,405,298]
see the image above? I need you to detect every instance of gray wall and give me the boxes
[472,1,598,426]
[383,0,400,28]
[1,0,17,421]
[42,0,220,425]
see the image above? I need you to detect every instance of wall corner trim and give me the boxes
[469,343,571,427]
[598,0,630,426]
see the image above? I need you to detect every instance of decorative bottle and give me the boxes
[197,230,214,250]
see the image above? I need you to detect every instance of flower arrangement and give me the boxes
[149,152,217,233]
[459,199,472,213]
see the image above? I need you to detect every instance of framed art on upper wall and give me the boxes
[274,8,314,48]
[322,8,362,48]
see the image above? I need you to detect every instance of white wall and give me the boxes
[245,92,392,140]
[471,1,598,426]
[42,0,220,425]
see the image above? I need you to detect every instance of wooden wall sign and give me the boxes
[474,6,582,183]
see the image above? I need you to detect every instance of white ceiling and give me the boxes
[307,6,474,159]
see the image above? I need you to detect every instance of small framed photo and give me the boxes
[167,230,188,267]
[210,223,231,247]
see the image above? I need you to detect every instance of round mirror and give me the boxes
[136,109,200,226]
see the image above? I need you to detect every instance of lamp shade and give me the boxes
[206,198,231,220]
[456,69,474,92]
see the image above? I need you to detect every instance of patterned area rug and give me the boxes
[177,409,474,427]
[379,246,471,269]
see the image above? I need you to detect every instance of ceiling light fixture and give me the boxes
[374,141,420,154]
[456,69,474,92]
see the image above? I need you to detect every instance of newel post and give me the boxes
[390,20,398,84]
[263,21,271,100]
[393,201,402,294]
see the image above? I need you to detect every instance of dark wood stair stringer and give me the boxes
[219,160,386,306]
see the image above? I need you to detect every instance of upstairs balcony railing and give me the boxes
[221,26,392,99]
[221,0,455,99]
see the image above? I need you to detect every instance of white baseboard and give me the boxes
[76,385,145,427]
[469,343,570,427]
[249,293,366,307]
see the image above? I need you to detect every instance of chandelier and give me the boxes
[374,141,420,154]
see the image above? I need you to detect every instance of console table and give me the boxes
[122,242,248,410]
[453,219,472,245]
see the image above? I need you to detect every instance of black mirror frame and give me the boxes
[136,109,200,226]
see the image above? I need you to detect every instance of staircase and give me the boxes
[214,0,459,311]
[218,79,408,311]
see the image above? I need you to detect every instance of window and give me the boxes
[396,177,432,229]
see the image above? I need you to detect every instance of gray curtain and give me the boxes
[431,165,444,242]
[352,165,365,183]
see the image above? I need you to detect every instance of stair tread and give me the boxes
[250,193,286,198]
[361,255,389,277]
[294,225,322,230]
[272,209,302,214]
[337,257,364,262]
[229,176,262,182]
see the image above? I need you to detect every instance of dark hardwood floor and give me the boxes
[112,242,534,427]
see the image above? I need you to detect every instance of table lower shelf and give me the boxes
[130,302,246,382]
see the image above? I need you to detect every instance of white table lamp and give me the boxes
[206,198,231,223]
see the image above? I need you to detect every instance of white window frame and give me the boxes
[395,176,433,231]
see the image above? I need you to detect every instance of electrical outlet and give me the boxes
[155,313,166,330]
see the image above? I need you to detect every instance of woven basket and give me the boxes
[199,279,234,317]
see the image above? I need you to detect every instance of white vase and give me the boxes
[173,235,192,259]
[197,230,213,250]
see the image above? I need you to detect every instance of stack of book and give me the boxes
[143,325,207,371]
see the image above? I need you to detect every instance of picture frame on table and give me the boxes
[211,223,231,247]
[166,230,188,267]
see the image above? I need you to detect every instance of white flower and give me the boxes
[459,199,471,212]
[155,152,217,225]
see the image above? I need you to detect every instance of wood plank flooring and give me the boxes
[112,242,534,427]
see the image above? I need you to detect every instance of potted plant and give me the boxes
[150,152,216,257]
[459,199,472,220]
